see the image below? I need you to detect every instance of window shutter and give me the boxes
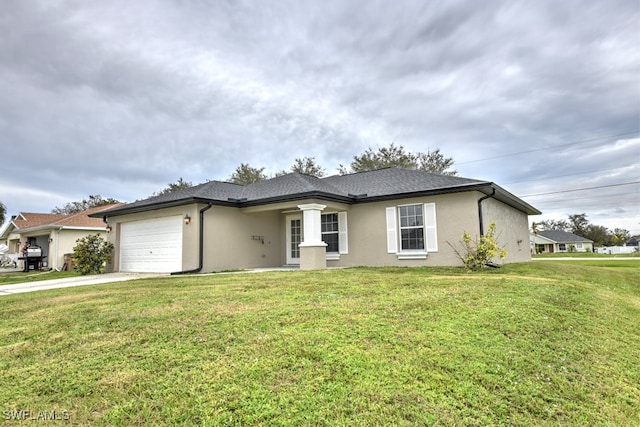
[338,212,348,254]
[386,207,397,253]
[424,203,438,252]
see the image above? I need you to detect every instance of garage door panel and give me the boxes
[120,216,183,273]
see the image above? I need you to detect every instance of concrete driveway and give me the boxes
[0,272,165,296]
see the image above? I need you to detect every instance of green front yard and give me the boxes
[1,262,638,426]
[533,251,638,258]
[0,270,80,286]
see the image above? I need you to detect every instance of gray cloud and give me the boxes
[1,0,638,233]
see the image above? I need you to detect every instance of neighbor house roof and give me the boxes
[536,230,593,243]
[7,204,124,235]
[625,235,640,246]
[95,168,541,217]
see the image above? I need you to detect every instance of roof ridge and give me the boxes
[292,172,321,192]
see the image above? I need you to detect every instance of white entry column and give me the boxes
[297,203,327,270]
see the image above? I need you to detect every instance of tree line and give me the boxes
[228,143,456,185]
[151,144,456,191]
[532,213,631,247]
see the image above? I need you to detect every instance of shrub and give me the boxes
[448,222,507,271]
[568,244,577,253]
[72,234,114,275]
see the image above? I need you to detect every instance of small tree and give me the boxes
[52,195,120,215]
[0,200,6,225]
[275,157,326,177]
[228,163,267,185]
[72,234,114,275]
[448,222,507,271]
[611,228,630,246]
[153,177,193,196]
[339,143,457,176]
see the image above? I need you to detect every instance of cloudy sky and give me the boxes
[1,0,639,233]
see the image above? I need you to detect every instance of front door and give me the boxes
[286,215,302,265]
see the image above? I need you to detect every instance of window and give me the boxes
[576,243,583,249]
[321,212,348,257]
[321,213,339,253]
[399,205,424,250]
[386,203,437,259]
[559,243,566,251]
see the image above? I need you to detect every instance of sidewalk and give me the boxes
[0,272,165,296]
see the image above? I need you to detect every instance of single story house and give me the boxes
[0,204,122,270]
[93,168,540,273]
[531,230,594,254]
[625,235,640,247]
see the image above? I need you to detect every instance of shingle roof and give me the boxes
[323,168,487,198]
[97,168,540,216]
[12,213,67,230]
[537,230,593,243]
[11,204,123,232]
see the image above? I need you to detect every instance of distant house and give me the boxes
[0,204,122,270]
[92,168,541,273]
[625,235,640,247]
[531,230,593,254]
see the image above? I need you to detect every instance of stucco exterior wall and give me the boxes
[328,192,481,268]
[480,197,532,263]
[54,229,107,270]
[201,206,283,272]
[105,191,532,272]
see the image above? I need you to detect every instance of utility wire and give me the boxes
[520,181,640,198]
[531,193,639,204]
[503,164,639,185]
[456,130,640,165]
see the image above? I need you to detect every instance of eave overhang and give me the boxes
[92,182,541,218]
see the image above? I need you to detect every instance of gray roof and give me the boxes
[323,168,486,198]
[97,168,541,216]
[537,230,593,243]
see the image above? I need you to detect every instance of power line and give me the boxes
[456,130,640,165]
[520,181,640,197]
[531,193,639,204]
[502,164,639,185]
[530,192,639,203]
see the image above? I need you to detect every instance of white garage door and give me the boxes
[119,216,183,273]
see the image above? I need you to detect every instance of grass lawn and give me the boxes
[0,262,638,426]
[533,252,639,258]
[0,270,80,286]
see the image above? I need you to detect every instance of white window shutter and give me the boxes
[424,203,438,252]
[338,212,348,254]
[386,207,398,253]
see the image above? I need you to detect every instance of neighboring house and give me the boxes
[531,230,594,253]
[93,168,540,273]
[625,235,640,247]
[0,204,122,270]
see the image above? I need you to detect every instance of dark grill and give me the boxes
[19,246,47,271]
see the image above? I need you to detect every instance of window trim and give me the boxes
[321,212,339,254]
[398,203,426,253]
[321,211,348,260]
[386,202,437,260]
